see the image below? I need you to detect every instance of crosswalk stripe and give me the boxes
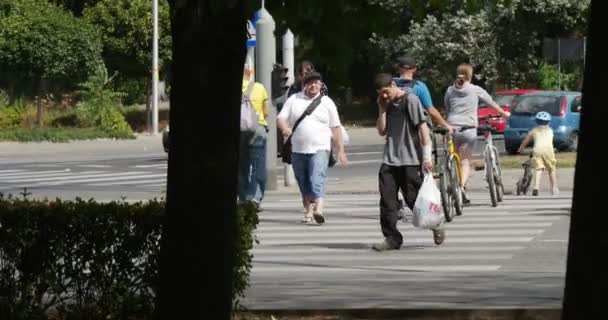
[89,178,166,186]
[250,265,501,272]
[0,170,103,180]
[256,237,535,245]
[40,173,166,186]
[262,208,568,217]
[257,230,544,238]
[3,171,147,183]
[255,223,553,231]
[253,254,513,261]
[77,165,113,168]
[0,169,26,174]
[132,164,166,168]
[251,246,525,254]
[259,215,560,222]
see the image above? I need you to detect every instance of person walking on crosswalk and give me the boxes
[373,73,445,251]
[277,72,348,224]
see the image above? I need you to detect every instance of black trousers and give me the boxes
[378,164,423,248]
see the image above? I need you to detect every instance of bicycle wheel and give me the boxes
[448,156,463,216]
[439,169,454,222]
[493,149,504,202]
[485,152,498,207]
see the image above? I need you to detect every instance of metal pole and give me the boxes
[282,29,295,187]
[256,7,278,191]
[557,38,561,90]
[151,0,159,135]
[583,37,586,67]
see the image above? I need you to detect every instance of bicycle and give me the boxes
[477,115,505,207]
[432,125,475,222]
[516,154,533,195]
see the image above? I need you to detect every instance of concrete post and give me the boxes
[282,29,296,186]
[256,7,278,191]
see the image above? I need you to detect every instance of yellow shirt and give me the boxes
[242,80,268,126]
[530,126,555,155]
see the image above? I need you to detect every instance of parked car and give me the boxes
[504,91,581,154]
[162,125,169,152]
[478,89,540,134]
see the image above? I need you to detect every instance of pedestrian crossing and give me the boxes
[0,167,167,191]
[251,193,571,274]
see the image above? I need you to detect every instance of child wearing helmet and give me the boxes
[517,111,559,196]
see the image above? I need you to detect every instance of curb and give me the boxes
[234,308,562,320]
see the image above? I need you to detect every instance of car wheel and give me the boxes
[566,132,578,152]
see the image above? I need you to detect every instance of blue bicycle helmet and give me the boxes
[535,111,551,122]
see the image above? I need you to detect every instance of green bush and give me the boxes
[0,127,134,142]
[76,65,134,136]
[537,62,580,91]
[0,106,25,129]
[0,196,259,319]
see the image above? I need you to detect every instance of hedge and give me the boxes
[0,194,259,319]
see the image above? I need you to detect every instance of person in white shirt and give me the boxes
[277,72,348,224]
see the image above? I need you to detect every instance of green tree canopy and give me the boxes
[0,0,103,98]
[371,9,497,104]
[83,0,172,80]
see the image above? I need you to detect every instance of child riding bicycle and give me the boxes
[517,111,559,196]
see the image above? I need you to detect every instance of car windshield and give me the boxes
[511,96,562,115]
[479,94,515,108]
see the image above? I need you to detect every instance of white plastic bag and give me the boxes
[412,174,444,229]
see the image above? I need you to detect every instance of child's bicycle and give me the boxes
[516,154,533,195]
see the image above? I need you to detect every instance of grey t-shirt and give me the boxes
[383,94,426,166]
[444,82,496,127]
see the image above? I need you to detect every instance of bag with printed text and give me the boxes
[412,174,444,229]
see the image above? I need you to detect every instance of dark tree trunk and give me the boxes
[562,1,604,319]
[160,0,247,318]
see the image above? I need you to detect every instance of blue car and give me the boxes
[504,91,582,154]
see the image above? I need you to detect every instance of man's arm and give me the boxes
[418,82,452,131]
[276,98,292,141]
[427,106,451,129]
[263,99,269,118]
[331,126,348,165]
[376,97,387,136]
[418,122,433,173]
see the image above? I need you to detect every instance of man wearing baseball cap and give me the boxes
[394,55,453,133]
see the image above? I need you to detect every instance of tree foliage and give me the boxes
[369,0,590,92]
[83,0,172,79]
[370,9,497,102]
[82,0,172,103]
[0,0,103,98]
